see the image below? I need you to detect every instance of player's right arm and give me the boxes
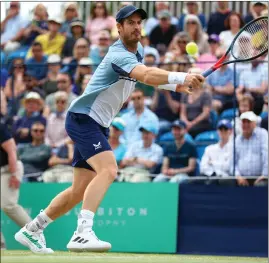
[130,64,204,92]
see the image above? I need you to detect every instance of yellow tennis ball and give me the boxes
[251,31,264,49]
[186,42,198,55]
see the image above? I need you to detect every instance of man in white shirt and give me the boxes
[120,122,163,182]
[200,119,233,181]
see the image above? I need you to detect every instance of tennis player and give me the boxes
[15,5,204,253]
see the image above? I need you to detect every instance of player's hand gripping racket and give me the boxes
[190,16,268,90]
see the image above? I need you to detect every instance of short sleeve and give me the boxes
[0,123,12,144]
[202,92,212,107]
[149,146,163,164]
[111,51,143,76]
[189,143,197,158]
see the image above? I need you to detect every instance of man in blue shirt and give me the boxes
[153,120,197,183]
[15,5,204,254]
[121,88,159,145]
[25,42,48,82]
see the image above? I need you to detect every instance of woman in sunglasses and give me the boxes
[183,14,209,55]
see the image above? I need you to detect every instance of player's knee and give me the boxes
[100,166,118,181]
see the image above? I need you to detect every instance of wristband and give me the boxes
[158,84,177,92]
[168,72,187,85]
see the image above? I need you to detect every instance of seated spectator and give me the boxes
[149,10,177,53]
[183,14,209,55]
[19,4,48,47]
[120,123,163,182]
[62,38,90,77]
[206,48,234,113]
[150,88,181,138]
[236,57,268,115]
[144,2,178,36]
[244,1,268,23]
[140,34,160,64]
[168,32,191,59]
[80,74,92,95]
[109,118,127,165]
[207,2,231,36]
[1,2,29,50]
[219,12,244,54]
[90,30,111,72]
[62,19,85,58]
[121,89,159,145]
[200,120,233,179]
[178,2,206,31]
[73,58,93,95]
[44,73,77,116]
[42,54,61,96]
[153,120,197,183]
[25,42,48,83]
[234,94,255,136]
[4,58,26,116]
[42,139,74,183]
[27,16,65,57]
[45,91,69,149]
[234,111,268,186]
[12,92,46,144]
[181,69,213,138]
[18,121,51,182]
[86,2,116,45]
[60,2,79,37]
[197,34,220,71]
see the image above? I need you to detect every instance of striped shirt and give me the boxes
[234,127,268,177]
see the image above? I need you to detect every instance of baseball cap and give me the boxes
[139,123,158,135]
[240,111,257,122]
[157,10,172,19]
[208,34,220,43]
[48,16,62,25]
[70,20,85,28]
[47,54,61,64]
[172,120,187,129]
[116,5,147,23]
[111,117,126,131]
[217,119,232,129]
[79,57,93,66]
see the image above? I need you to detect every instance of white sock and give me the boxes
[77,210,94,232]
[26,210,53,232]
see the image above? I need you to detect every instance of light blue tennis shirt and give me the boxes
[68,39,144,127]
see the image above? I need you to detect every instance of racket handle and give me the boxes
[202,68,215,78]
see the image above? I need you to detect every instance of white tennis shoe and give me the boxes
[67,228,111,252]
[14,226,54,254]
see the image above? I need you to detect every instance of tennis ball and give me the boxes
[186,42,198,55]
[251,31,264,49]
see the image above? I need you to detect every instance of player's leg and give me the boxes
[14,167,96,254]
[67,151,117,252]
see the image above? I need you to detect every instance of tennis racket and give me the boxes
[202,16,268,78]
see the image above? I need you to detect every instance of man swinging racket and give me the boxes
[15,5,204,253]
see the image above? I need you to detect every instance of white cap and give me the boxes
[240,111,257,122]
[47,54,61,64]
[48,16,62,25]
[79,57,93,66]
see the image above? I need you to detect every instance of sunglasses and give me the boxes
[67,8,76,11]
[187,21,197,25]
[131,96,142,101]
[57,80,67,84]
[32,129,45,133]
[77,45,87,49]
[14,65,24,69]
[56,100,67,104]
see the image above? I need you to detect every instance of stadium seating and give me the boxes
[194,130,219,160]
[158,132,195,144]
[209,110,218,129]
[219,108,238,121]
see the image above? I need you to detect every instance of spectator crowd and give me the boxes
[1,1,268,186]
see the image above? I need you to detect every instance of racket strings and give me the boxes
[233,18,268,60]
